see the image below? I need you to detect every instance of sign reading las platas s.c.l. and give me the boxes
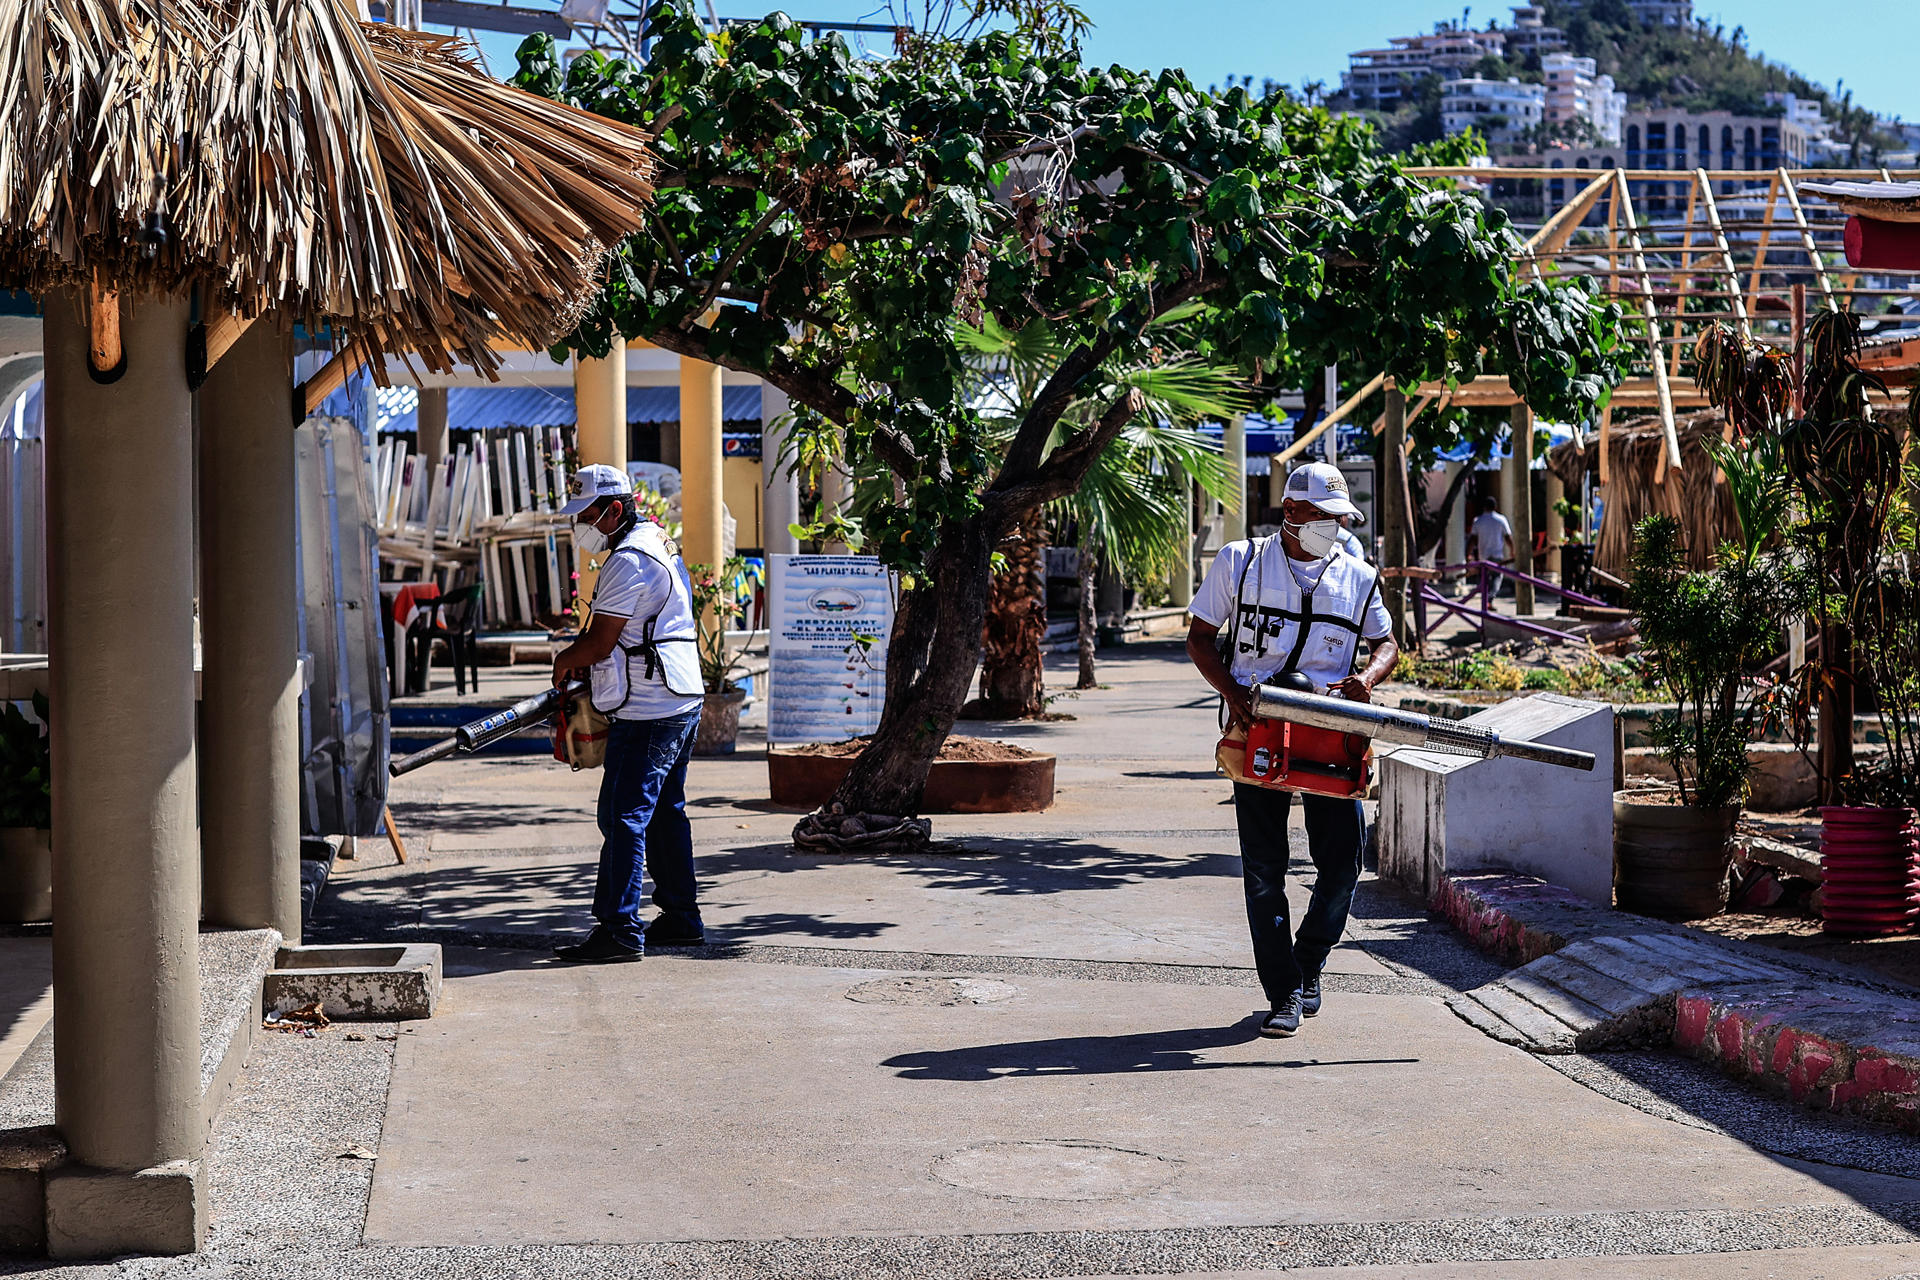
[767,555,893,746]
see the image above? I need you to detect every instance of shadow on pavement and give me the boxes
[701,839,1240,897]
[726,911,894,940]
[883,1020,1419,1080]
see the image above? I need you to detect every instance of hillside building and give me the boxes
[1344,27,1507,107]
[1627,0,1692,24]
[1503,6,1568,60]
[1542,53,1627,144]
[1442,77,1547,146]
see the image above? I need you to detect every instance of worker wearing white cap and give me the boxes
[549,464,707,963]
[1185,461,1398,1037]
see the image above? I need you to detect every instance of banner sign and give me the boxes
[768,554,893,746]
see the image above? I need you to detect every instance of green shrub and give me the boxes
[0,693,50,830]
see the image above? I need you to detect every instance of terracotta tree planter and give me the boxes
[1614,792,1737,920]
[769,744,1055,813]
[693,686,748,756]
[0,827,52,923]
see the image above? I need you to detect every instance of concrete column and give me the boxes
[417,386,449,474]
[1443,460,1468,576]
[1321,365,1339,464]
[760,384,798,556]
[1544,467,1566,583]
[1170,481,1196,607]
[198,320,302,943]
[1509,403,1536,616]
[678,354,725,572]
[44,291,206,1254]
[572,341,627,604]
[573,341,627,473]
[1223,415,1247,544]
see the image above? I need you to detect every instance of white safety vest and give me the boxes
[1219,537,1383,692]
[590,523,704,713]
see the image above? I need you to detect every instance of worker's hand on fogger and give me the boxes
[1226,685,1256,733]
[1333,675,1373,704]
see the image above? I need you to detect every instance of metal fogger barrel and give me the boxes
[1250,684,1596,772]
[389,681,588,776]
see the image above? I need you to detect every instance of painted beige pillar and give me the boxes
[44,291,206,1254]
[1509,403,1536,616]
[760,384,798,556]
[1223,415,1248,544]
[198,320,302,943]
[678,354,725,572]
[572,341,627,604]
[1543,467,1566,583]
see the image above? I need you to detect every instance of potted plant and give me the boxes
[0,692,52,923]
[1618,515,1806,919]
[1696,312,1917,931]
[687,557,762,755]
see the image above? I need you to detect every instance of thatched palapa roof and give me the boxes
[0,0,655,375]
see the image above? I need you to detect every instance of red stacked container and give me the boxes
[1819,807,1920,936]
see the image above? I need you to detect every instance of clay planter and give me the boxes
[1613,792,1737,920]
[693,687,748,756]
[0,827,51,923]
[1817,805,1920,937]
[768,749,1055,813]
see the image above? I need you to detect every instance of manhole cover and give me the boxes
[845,975,1017,1006]
[932,1140,1178,1201]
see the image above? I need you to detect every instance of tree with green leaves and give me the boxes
[516,1,1625,840]
[953,309,1243,713]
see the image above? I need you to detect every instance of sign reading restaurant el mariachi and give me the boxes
[767,555,894,745]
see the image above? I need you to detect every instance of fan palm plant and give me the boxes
[955,312,1243,708]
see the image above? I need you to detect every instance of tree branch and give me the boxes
[690,197,794,322]
[985,388,1145,530]
[639,323,923,481]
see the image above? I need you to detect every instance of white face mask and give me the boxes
[571,520,609,556]
[1287,517,1340,559]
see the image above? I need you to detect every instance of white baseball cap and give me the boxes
[1283,462,1360,519]
[560,463,633,515]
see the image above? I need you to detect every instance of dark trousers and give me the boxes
[1232,783,1365,1008]
[593,710,701,950]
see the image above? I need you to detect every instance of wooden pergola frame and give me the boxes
[1401,165,1920,469]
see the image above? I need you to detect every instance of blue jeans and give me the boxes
[1232,783,1365,1008]
[592,711,700,950]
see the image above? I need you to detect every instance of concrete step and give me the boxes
[0,928,278,1256]
[1445,933,1806,1056]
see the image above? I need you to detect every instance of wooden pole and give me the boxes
[1382,390,1409,647]
[1510,402,1536,617]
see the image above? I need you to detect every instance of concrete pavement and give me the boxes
[17,642,1920,1277]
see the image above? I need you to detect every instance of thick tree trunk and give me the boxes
[1076,546,1098,689]
[974,506,1049,718]
[822,517,995,819]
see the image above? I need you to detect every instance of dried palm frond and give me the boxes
[0,0,654,376]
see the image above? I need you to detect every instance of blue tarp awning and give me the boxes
[325,382,765,433]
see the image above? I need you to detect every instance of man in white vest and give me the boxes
[1185,462,1398,1037]
[550,464,707,963]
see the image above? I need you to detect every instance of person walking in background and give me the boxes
[549,465,709,963]
[1183,463,1398,1039]
[1469,495,1515,597]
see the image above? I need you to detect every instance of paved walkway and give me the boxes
[17,643,1920,1278]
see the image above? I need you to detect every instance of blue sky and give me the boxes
[462,1,1920,123]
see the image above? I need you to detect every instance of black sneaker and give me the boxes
[1302,976,1323,1018]
[553,928,643,964]
[1260,992,1304,1038]
[644,916,707,948]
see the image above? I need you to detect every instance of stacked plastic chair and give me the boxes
[1819,807,1920,936]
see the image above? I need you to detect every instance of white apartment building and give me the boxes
[1628,0,1692,24]
[1542,53,1627,144]
[1345,27,1506,107]
[1441,77,1548,146]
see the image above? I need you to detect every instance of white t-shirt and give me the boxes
[1191,539,1392,692]
[1472,510,1514,562]
[591,526,703,720]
